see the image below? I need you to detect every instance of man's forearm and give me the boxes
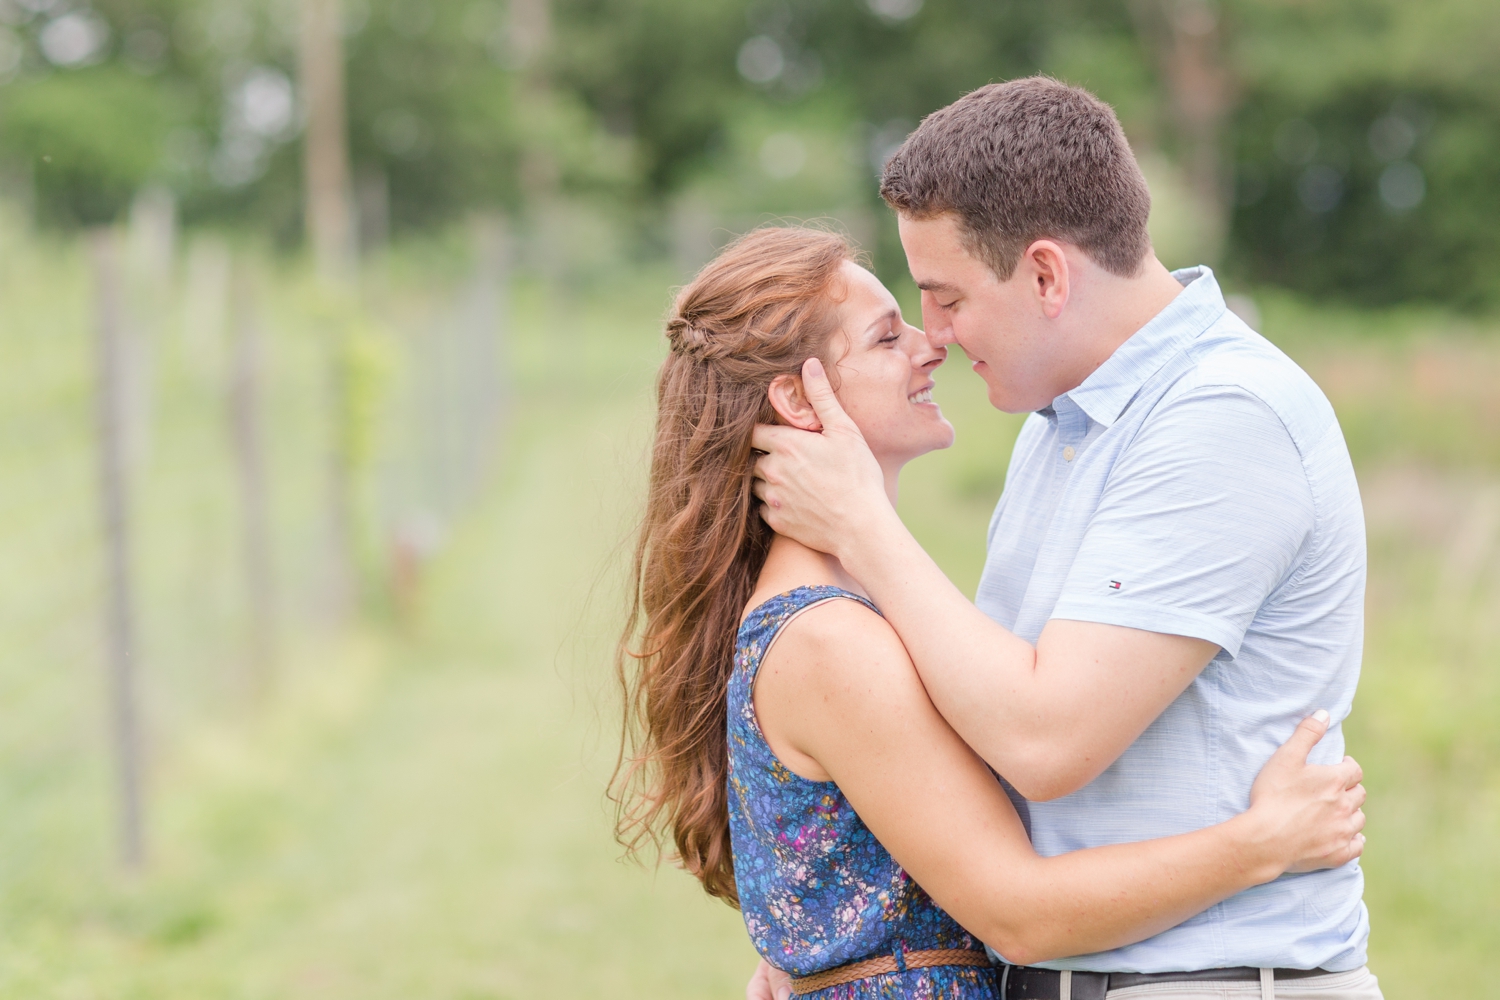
[838,508,1215,799]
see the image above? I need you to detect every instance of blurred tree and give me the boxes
[343,0,524,231]
[1224,0,1500,306]
[1128,0,1234,259]
[301,0,355,278]
[0,0,590,239]
[550,0,1093,276]
[1,0,1495,305]
[340,0,631,234]
[552,0,1071,198]
[0,66,178,226]
[551,0,746,197]
[802,0,1054,127]
[0,0,295,231]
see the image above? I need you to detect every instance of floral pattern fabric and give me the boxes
[727,586,1001,999]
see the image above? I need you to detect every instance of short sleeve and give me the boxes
[1050,387,1314,657]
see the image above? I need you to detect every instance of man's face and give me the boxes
[897,212,1059,414]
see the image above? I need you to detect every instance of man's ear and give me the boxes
[767,373,824,432]
[1022,239,1071,320]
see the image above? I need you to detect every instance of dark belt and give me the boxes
[1001,965,1333,1000]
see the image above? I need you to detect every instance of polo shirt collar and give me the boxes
[1056,265,1227,428]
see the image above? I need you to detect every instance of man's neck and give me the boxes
[1058,255,1186,395]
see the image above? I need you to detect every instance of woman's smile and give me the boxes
[824,261,956,469]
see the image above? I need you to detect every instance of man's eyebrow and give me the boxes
[915,280,960,294]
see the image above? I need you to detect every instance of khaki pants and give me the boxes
[1101,967,1382,1000]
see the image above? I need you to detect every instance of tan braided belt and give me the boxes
[791,948,992,995]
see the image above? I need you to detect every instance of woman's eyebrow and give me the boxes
[862,308,900,338]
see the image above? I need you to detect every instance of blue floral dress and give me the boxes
[727,586,1001,999]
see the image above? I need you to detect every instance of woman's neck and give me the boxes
[750,533,868,609]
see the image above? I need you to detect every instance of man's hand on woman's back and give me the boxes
[746,957,792,1000]
[1249,710,1367,873]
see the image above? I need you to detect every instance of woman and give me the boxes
[614,228,1365,999]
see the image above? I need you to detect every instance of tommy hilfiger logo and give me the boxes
[1108,580,1123,590]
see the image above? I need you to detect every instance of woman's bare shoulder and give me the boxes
[754,595,917,781]
[763,595,912,689]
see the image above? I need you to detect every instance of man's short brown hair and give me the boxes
[880,77,1152,279]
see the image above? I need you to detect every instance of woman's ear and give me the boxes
[767,373,824,432]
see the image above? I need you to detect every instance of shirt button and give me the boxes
[1063,446,1076,462]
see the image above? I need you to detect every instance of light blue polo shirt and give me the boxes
[976,267,1369,973]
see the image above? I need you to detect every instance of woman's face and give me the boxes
[827,260,954,466]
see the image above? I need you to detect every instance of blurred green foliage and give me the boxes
[1226,0,1500,308]
[0,0,1497,286]
[552,0,1072,194]
[0,67,178,224]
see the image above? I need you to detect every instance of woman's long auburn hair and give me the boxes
[613,227,854,905]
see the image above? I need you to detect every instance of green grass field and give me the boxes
[0,242,1496,997]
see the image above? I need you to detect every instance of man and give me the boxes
[746,78,1377,999]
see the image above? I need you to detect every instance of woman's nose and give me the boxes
[908,324,947,368]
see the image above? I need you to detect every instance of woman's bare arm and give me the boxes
[754,599,1364,965]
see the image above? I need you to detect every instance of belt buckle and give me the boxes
[1073,971,1109,1000]
[1001,965,1108,1000]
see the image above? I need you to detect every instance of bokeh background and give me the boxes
[0,0,1496,996]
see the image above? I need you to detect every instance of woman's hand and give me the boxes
[1246,710,1367,875]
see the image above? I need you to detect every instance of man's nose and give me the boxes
[919,293,955,346]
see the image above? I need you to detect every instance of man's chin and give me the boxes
[985,387,1022,413]
[970,364,1027,412]
[981,381,1047,414]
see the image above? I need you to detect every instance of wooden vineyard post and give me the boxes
[91,227,145,868]
[230,257,276,700]
[300,0,355,284]
[1129,0,1235,260]
[301,0,360,618]
[467,213,512,491]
